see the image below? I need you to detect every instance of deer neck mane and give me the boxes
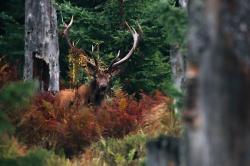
[87,79,107,106]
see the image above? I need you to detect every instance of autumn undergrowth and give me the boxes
[0,60,181,166]
[1,87,180,165]
[14,89,176,155]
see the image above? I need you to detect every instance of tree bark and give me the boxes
[177,0,188,8]
[24,0,59,92]
[146,136,180,166]
[184,0,250,166]
[182,0,209,165]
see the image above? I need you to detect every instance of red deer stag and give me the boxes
[55,17,140,108]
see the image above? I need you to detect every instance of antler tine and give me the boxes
[108,50,121,71]
[108,21,140,70]
[62,16,74,48]
[63,16,74,33]
[91,44,100,71]
[136,21,143,35]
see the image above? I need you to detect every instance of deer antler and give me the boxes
[91,45,100,72]
[62,17,140,76]
[108,50,121,70]
[62,16,101,75]
[108,21,140,71]
[62,16,74,48]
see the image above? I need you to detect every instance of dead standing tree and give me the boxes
[24,0,59,92]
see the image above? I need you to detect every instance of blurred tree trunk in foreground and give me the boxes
[146,136,180,166]
[184,0,250,166]
[147,0,250,166]
[182,0,208,165]
[24,0,59,92]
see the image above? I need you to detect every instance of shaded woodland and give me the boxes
[1,0,250,166]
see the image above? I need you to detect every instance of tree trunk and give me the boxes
[146,136,180,166]
[24,0,59,92]
[182,0,209,165]
[177,0,188,8]
[184,0,250,166]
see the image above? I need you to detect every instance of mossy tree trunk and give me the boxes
[24,0,59,92]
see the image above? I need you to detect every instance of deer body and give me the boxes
[59,17,140,106]
[55,84,88,109]
[55,72,112,108]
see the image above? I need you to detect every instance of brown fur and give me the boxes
[55,84,90,109]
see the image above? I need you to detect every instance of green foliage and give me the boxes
[0,82,72,166]
[0,81,38,134]
[120,51,172,94]
[0,82,37,160]
[0,112,13,135]
[150,0,188,45]
[161,82,184,111]
[0,0,25,63]
[0,0,187,94]
[120,0,187,94]
[0,138,21,159]
[0,144,72,166]
[57,0,187,94]
[0,13,23,56]
[84,134,147,166]
[0,81,38,112]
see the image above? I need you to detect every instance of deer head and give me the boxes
[61,16,140,105]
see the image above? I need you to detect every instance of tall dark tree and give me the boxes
[184,0,250,166]
[24,0,59,91]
